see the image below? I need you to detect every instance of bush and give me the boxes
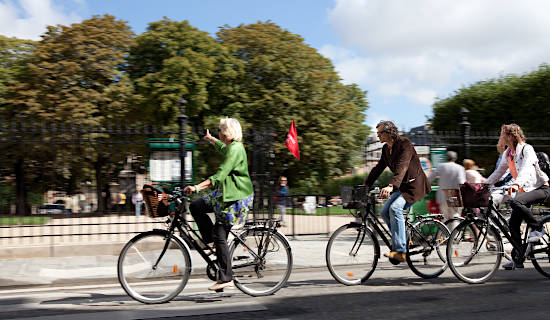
[322,170,394,196]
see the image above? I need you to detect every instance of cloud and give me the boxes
[326,0,550,106]
[0,0,83,40]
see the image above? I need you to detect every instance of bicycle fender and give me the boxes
[237,227,292,250]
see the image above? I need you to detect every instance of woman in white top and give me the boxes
[485,124,550,270]
[463,159,486,183]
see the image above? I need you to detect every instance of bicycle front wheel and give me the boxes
[530,215,550,278]
[406,219,450,279]
[326,224,379,285]
[230,228,293,296]
[118,230,191,304]
[447,219,502,284]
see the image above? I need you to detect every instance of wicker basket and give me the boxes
[142,184,170,218]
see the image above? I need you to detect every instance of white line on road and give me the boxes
[0,278,210,295]
[10,301,267,320]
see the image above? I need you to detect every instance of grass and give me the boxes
[0,216,51,225]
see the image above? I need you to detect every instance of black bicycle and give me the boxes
[117,185,293,304]
[326,186,451,285]
[446,184,550,284]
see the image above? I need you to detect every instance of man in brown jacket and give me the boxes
[364,121,431,262]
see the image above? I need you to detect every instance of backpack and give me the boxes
[518,148,550,179]
[536,152,550,178]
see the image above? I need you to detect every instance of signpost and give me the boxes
[430,147,447,169]
[148,138,195,188]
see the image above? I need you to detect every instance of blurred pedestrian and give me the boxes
[132,189,143,217]
[364,120,431,263]
[463,159,486,183]
[428,151,466,229]
[115,190,126,214]
[274,176,290,226]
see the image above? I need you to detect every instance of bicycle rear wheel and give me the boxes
[326,224,379,285]
[447,219,502,284]
[406,219,450,279]
[530,216,550,278]
[230,228,292,296]
[118,230,191,304]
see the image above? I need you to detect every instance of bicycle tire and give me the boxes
[229,228,293,296]
[444,216,465,233]
[530,215,550,278]
[118,230,192,304]
[446,219,502,284]
[326,223,379,285]
[406,219,450,279]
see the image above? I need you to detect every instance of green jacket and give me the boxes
[209,140,254,202]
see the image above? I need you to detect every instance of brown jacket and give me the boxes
[364,136,430,203]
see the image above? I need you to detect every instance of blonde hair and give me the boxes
[463,159,476,170]
[219,117,243,142]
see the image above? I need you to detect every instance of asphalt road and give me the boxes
[1,263,549,320]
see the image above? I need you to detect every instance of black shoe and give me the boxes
[503,260,524,270]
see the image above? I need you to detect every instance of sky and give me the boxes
[2,0,550,131]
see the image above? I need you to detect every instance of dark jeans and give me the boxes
[189,198,233,282]
[508,185,550,249]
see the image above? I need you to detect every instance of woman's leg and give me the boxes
[509,187,548,232]
[212,223,233,282]
[189,198,214,244]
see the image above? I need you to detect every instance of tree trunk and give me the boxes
[15,157,29,216]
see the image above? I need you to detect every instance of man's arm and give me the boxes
[364,153,387,187]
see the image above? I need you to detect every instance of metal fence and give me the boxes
[0,119,354,258]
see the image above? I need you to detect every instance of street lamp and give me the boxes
[460,107,471,159]
[178,99,188,188]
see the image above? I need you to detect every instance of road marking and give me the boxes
[0,278,210,295]
[12,301,267,320]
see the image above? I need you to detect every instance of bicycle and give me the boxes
[325,186,451,285]
[117,184,293,304]
[446,184,550,284]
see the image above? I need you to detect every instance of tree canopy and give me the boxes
[217,22,370,188]
[432,64,550,134]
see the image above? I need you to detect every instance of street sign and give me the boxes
[148,139,195,184]
[430,147,447,169]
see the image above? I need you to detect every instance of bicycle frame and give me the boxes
[357,195,438,252]
[153,198,275,279]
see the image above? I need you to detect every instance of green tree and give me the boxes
[128,18,245,180]
[431,64,550,171]
[0,36,35,107]
[7,15,136,214]
[216,22,370,190]
[128,18,243,127]
[0,36,36,215]
[432,64,550,133]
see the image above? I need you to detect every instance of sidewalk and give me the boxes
[0,235,332,288]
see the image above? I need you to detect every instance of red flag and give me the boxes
[285,120,300,160]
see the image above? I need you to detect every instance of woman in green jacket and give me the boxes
[183,117,254,291]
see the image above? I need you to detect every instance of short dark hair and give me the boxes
[376,121,399,140]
